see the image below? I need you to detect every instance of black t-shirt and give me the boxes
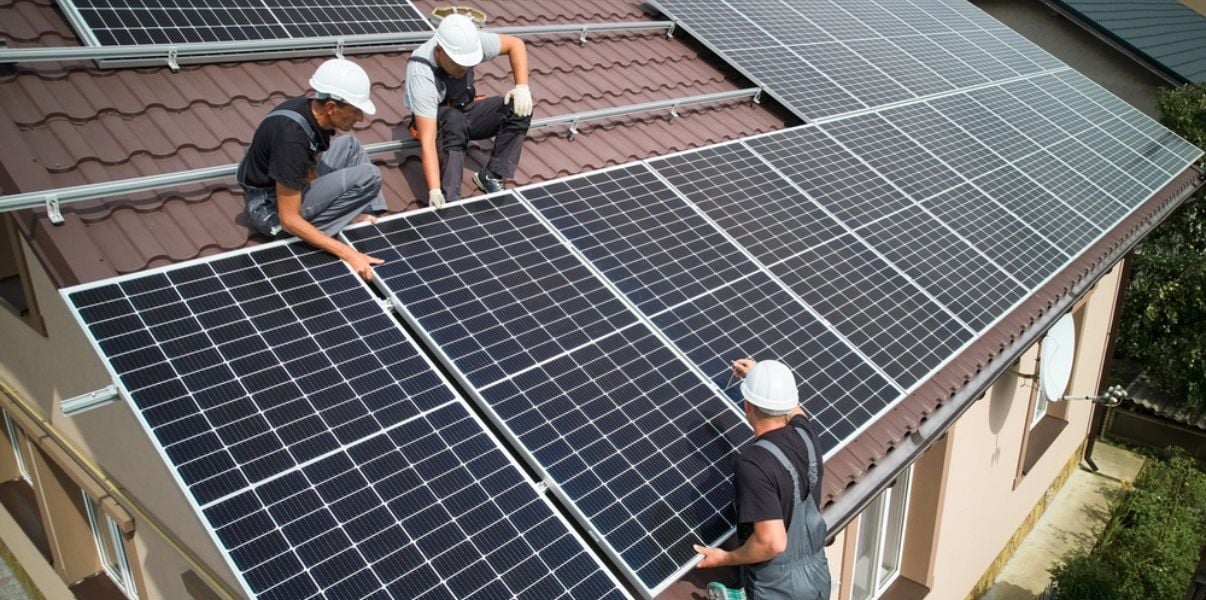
[239,96,333,191]
[735,414,824,544]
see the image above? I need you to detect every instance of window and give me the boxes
[0,213,45,335]
[1030,387,1050,428]
[3,409,31,483]
[84,492,138,599]
[851,467,912,600]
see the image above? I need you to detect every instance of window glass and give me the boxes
[852,466,913,600]
[84,492,138,599]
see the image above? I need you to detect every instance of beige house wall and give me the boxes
[0,237,243,599]
[924,263,1122,599]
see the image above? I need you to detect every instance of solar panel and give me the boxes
[518,164,901,453]
[878,101,1000,180]
[972,165,1103,255]
[342,195,750,598]
[62,241,629,600]
[61,0,430,46]
[819,113,965,201]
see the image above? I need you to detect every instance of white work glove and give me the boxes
[428,189,446,209]
[505,84,533,118]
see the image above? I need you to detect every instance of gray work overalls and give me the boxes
[237,108,384,237]
[744,426,831,599]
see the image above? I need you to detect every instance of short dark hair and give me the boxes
[750,404,791,420]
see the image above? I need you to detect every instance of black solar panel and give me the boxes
[64,0,429,46]
[63,241,628,600]
[343,195,750,597]
[519,164,901,453]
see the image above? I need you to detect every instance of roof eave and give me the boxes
[820,165,1206,536]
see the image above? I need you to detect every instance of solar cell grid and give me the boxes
[787,0,879,40]
[927,93,1038,162]
[769,233,973,388]
[68,0,429,46]
[870,0,955,34]
[928,32,1018,81]
[790,43,914,108]
[343,195,638,390]
[1014,150,1130,231]
[922,183,1068,289]
[973,166,1102,254]
[746,126,912,227]
[727,0,834,46]
[884,35,988,89]
[829,0,919,37]
[67,243,449,506]
[842,38,954,98]
[986,27,1065,70]
[649,142,847,264]
[1048,138,1155,208]
[967,86,1068,149]
[879,102,999,180]
[854,205,1027,332]
[921,0,1006,30]
[202,401,629,600]
[1079,131,1172,192]
[343,195,750,597]
[957,29,1045,75]
[518,165,750,315]
[1095,117,1188,176]
[1000,78,1093,137]
[651,271,901,452]
[820,113,965,201]
[724,45,865,119]
[477,322,750,593]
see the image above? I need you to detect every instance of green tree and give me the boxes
[1117,83,1206,416]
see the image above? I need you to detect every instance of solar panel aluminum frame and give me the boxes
[60,236,631,600]
[342,191,746,600]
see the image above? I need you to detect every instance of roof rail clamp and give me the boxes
[669,103,680,123]
[752,89,762,105]
[667,23,676,39]
[568,119,580,141]
[578,28,588,46]
[335,39,346,58]
[61,384,120,416]
[45,194,63,225]
[166,46,179,71]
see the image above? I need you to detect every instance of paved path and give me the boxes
[979,442,1145,600]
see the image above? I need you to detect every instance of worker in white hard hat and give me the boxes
[237,57,386,280]
[694,358,831,600]
[404,13,533,208]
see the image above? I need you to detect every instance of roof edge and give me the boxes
[821,165,1206,536]
[1037,0,1190,85]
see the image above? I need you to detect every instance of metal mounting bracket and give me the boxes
[166,46,179,72]
[45,194,63,225]
[752,89,763,105]
[568,119,580,141]
[666,23,676,38]
[578,28,589,46]
[669,103,680,122]
[61,384,121,417]
[335,39,346,58]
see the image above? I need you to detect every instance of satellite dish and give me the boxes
[1039,314,1076,402]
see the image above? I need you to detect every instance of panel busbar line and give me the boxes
[62,240,630,600]
[61,0,430,46]
[342,195,751,599]
[518,163,901,453]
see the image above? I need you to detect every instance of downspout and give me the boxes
[0,380,241,600]
[1084,256,1131,472]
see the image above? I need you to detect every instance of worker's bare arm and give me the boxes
[693,519,788,568]
[275,182,383,280]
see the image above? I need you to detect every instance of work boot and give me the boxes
[706,582,746,600]
[473,169,506,194]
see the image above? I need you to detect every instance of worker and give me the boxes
[694,358,831,600]
[237,57,385,280]
[404,13,533,208]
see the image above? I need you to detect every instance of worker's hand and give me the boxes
[732,358,756,378]
[505,84,533,118]
[693,544,729,569]
[344,251,384,281]
[428,188,446,209]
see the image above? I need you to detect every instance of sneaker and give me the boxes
[473,170,506,194]
[706,582,746,600]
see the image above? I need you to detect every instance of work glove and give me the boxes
[428,189,446,209]
[505,84,533,118]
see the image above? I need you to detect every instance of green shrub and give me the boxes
[1049,453,1206,600]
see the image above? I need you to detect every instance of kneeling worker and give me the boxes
[694,358,831,600]
[238,58,385,280]
[405,13,533,208]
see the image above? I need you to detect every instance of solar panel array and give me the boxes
[61,242,629,600]
[648,0,1068,120]
[61,0,430,46]
[343,197,751,597]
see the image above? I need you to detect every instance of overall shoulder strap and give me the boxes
[754,439,802,508]
[794,427,820,502]
[265,109,317,153]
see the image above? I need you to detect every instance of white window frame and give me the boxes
[851,466,912,600]
[1031,390,1050,428]
[3,410,32,484]
[84,492,138,599]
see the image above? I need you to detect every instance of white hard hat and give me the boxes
[740,360,799,413]
[435,14,483,67]
[309,58,377,115]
